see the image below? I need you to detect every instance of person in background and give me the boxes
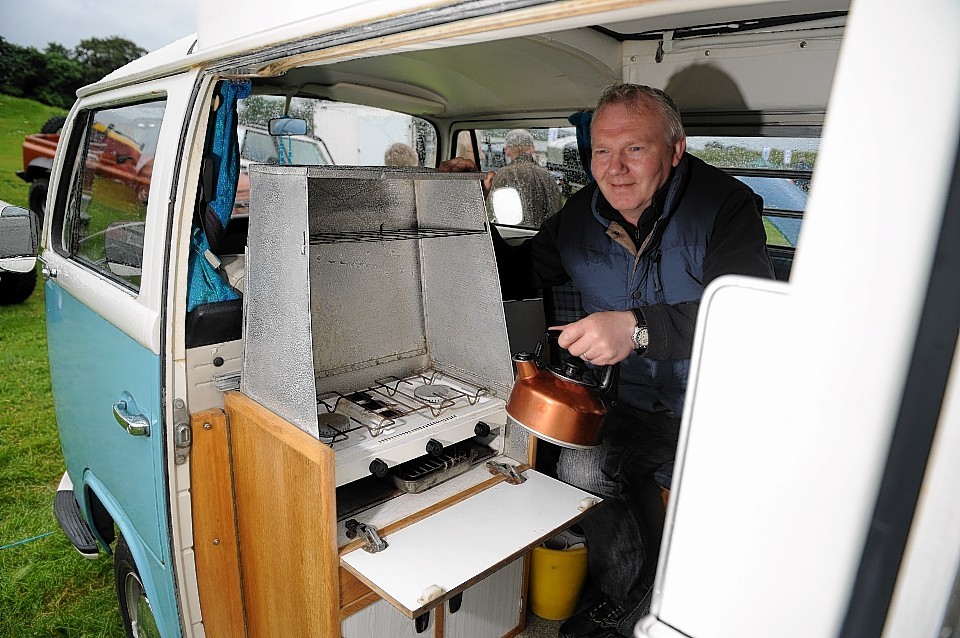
[444,83,773,638]
[488,129,563,227]
[384,142,419,167]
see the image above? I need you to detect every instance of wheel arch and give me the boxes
[79,471,184,638]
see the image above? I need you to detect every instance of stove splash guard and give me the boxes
[240,166,520,482]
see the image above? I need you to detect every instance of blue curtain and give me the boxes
[567,110,593,184]
[186,79,252,312]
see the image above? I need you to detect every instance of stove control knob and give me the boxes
[426,439,444,456]
[369,458,389,478]
[474,421,491,438]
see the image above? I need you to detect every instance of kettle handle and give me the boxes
[545,330,618,396]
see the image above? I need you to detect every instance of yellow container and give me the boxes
[528,544,589,620]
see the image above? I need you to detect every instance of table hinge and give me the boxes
[486,461,526,485]
[345,519,388,553]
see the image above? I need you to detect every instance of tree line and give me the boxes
[0,36,146,109]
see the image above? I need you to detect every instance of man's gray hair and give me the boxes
[504,129,535,150]
[595,83,685,145]
[384,142,419,167]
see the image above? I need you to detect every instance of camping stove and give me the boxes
[242,167,521,491]
[318,368,507,487]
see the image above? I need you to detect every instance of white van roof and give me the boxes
[196,0,459,51]
[88,0,850,100]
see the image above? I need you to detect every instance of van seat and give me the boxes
[185,298,243,348]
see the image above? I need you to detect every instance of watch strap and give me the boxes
[630,308,649,353]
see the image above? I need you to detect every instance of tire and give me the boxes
[0,269,38,306]
[28,177,48,225]
[114,534,161,638]
[40,115,66,135]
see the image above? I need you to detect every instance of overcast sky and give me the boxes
[1,0,197,53]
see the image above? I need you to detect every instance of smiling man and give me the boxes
[493,83,774,637]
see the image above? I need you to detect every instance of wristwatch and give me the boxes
[631,309,649,354]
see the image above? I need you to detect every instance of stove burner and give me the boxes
[317,412,350,438]
[414,383,456,404]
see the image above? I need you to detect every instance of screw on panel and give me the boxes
[204,422,212,430]
[800,40,808,48]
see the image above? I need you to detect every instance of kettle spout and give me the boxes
[512,353,540,381]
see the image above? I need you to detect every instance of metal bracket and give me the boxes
[173,398,191,466]
[656,30,675,63]
[345,519,389,553]
[486,461,526,485]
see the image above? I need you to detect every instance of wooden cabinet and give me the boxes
[193,391,596,637]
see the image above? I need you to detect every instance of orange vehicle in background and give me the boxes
[18,116,156,223]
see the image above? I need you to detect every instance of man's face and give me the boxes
[590,101,685,223]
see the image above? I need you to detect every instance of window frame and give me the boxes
[52,96,169,293]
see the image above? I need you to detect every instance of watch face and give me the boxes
[633,326,649,349]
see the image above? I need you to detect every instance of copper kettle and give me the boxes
[505,336,617,449]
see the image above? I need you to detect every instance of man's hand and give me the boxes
[438,157,478,172]
[551,310,637,366]
[438,156,495,196]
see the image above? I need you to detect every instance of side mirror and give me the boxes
[0,202,39,273]
[490,187,523,225]
[104,221,145,277]
[268,117,308,136]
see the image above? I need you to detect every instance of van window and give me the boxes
[462,126,816,246]
[237,95,437,168]
[687,135,817,248]
[458,127,577,229]
[61,99,165,290]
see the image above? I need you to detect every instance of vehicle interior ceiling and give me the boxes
[250,0,848,135]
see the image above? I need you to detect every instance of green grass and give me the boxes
[0,95,122,637]
[0,94,66,209]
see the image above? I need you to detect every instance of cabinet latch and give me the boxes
[485,461,526,485]
[345,519,388,553]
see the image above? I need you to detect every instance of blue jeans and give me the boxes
[556,403,679,635]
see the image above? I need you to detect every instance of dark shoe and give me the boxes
[558,596,626,638]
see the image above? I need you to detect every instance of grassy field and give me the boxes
[0,94,122,637]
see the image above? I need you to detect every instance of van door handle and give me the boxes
[114,400,150,437]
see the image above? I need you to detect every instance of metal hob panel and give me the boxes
[243,165,515,438]
[308,239,427,378]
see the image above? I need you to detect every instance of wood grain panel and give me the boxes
[340,565,374,607]
[225,392,339,637]
[191,408,246,638]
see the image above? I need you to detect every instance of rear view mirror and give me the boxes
[269,117,308,136]
[0,203,39,273]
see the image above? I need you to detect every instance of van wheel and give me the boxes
[0,269,38,305]
[40,116,66,135]
[115,534,161,638]
[28,177,48,224]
